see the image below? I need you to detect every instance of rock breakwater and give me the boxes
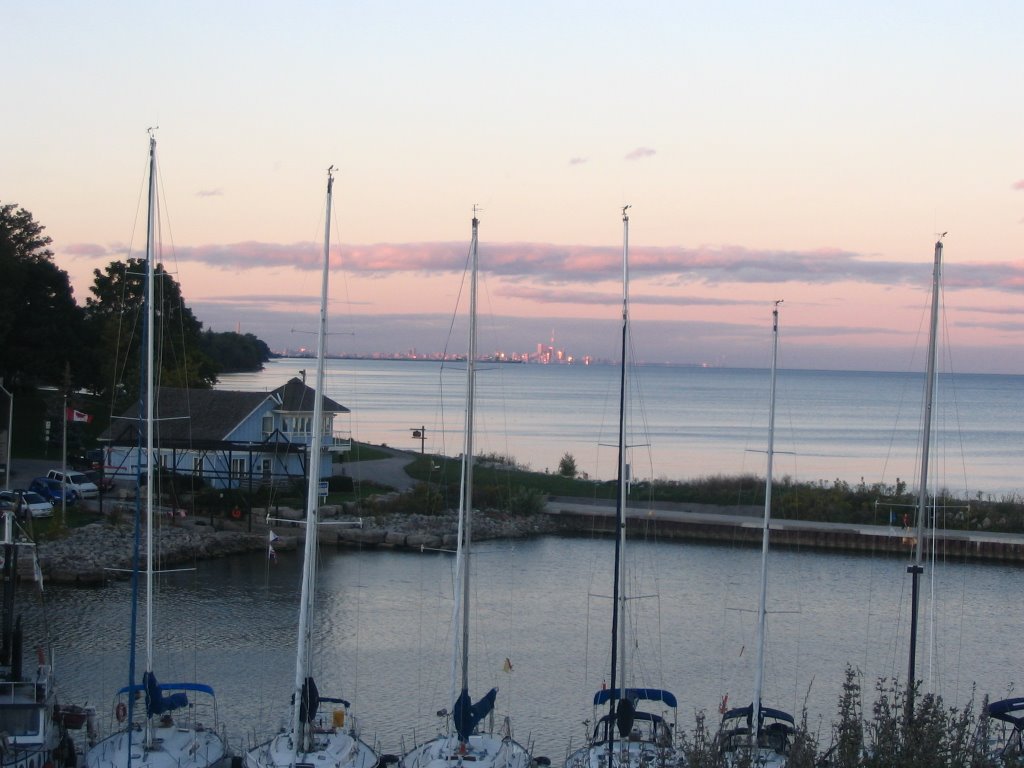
[34,508,560,587]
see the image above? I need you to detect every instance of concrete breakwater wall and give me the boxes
[545,497,1024,564]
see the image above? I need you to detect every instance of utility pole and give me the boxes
[410,426,426,454]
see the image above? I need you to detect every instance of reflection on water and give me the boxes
[22,535,1024,758]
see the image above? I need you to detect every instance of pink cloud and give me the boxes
[62,239,1024,296]
[625,147,656,160]
[568,157,588,166]
[1013,179,1024,190]
[499,284,753,307]
[64,243,110,257]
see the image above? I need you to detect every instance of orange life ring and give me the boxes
[231,507,242,519]
[116,702,127,723]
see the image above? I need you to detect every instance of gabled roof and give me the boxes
[100,377,347,446]
[273,376,348,414]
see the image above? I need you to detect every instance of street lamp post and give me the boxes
[410,426,426,454]
[0,379,11,490]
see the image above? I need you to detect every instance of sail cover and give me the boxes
[453,687,498,742]
[143,672,189,717]
[298,677,320,723]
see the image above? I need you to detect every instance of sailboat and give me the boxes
[83,133,231,768]
[244,167,381,768]
[398,211,535,768]
[718,302,794,767]
[563,208,683,768]
[0,510,80,768]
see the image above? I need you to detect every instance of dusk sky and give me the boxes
[4,2,1022,373]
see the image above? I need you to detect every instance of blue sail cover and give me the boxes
[298,677,320,724]
[143,672,189,717]
[988,698,1024,728]
[721,703,795,726]
[592,688,678,709]
[453,688,498,742]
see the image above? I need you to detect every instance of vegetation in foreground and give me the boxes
[677,667,1020,767]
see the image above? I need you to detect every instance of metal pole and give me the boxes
[0,380,11,490]
[906,237,943,725]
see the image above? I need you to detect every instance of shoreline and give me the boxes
[34,496,1024,588]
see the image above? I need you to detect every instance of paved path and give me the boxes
[335,447,419,492]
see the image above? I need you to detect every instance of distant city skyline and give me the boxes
[278,335,600,365]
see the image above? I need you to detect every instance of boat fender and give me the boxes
[115,702,127,723]
[231,507,242,520]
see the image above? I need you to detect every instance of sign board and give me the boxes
[318,480,329,497]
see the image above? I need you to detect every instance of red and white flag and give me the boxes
[66,408,93,424]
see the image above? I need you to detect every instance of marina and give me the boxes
[24,537,1024,761]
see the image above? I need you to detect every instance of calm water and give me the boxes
[26,537,1024,759]
[219,359,1023,497]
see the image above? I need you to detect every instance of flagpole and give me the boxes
[61,394,68,523]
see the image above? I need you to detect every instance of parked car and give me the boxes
[28,477,79,506]
[69,449,105,472]
[84,470,116,493]
[45,469,99,499]
[0,490,54,519]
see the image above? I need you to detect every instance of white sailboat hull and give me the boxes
[400,732,532,768]
[83,723,229,768]
[245,729,378,768]
[565,741,683,768]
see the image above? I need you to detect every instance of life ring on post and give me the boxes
[115,702,127,723]
[231,507,242,520]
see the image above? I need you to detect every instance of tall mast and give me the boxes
[607,205,630,759]
[458,209,480,728]
[292,166,334,753]
[906,236,943,721]
[751,300,782,744]
[144,133,157,682]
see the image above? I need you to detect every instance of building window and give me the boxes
[262,415,274,437]
[230,458,247,479]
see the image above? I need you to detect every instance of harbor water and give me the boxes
[26,535,1024,759]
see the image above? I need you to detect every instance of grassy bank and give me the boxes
[393,449,1024,535]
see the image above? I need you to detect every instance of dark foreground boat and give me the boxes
[0,509,80,768]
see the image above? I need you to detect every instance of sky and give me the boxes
[3,1,1022,373]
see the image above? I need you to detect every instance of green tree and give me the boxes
[199,330,273,373]
[84,257,218,402]
[558,452,578,478]
[0,202,87,391]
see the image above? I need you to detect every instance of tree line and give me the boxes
[0,200,272,408]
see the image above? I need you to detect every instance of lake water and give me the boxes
[219,359,1024,498]
[27,537,1024,760]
